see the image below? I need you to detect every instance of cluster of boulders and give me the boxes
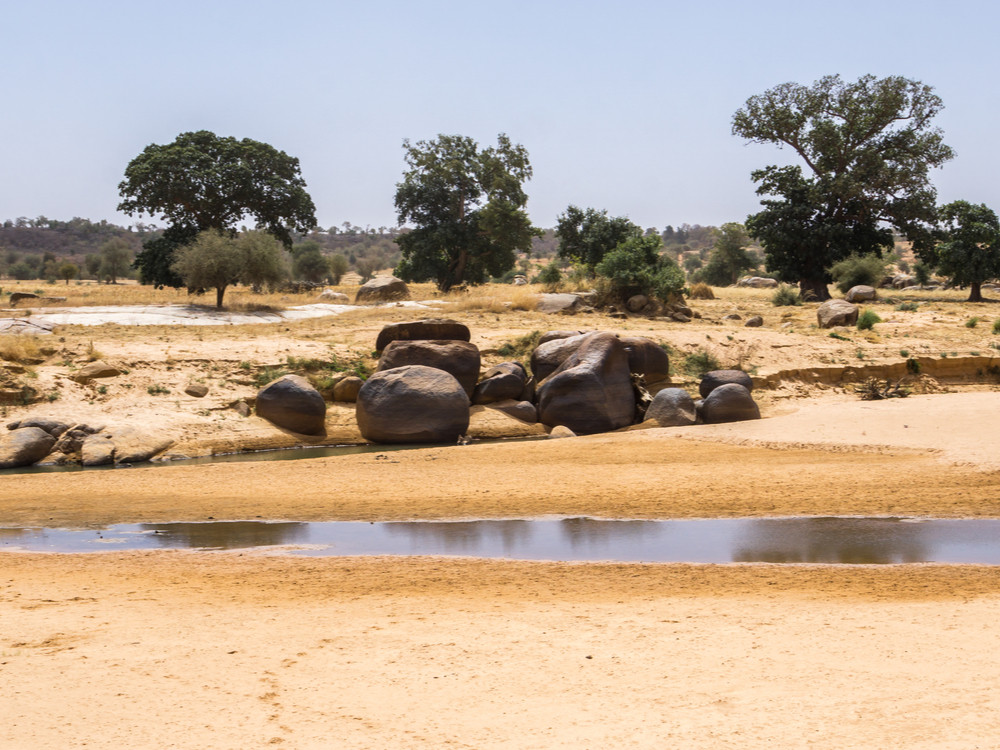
[0,418,173,469]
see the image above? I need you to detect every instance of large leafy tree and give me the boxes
[555,206,641,271]
[393,133,538,291]
[119,130,316,287]
[733,74,954,300]
[697,222,757,286]
[933,200,1000,302]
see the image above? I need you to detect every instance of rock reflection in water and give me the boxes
[732,517,930,564]
[139,522,309,549]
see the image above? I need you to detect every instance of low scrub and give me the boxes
[0,335,43,364]
[829,253,888,294]
[771,285,801,306]
[688,282,715,300]
[856,309,882,330]
[682,349,720,378]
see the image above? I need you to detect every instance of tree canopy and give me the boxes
[393,133,538,291]
[555,206,642,271]
[696,222,757,286]
[733,74,954,299]
[171,230,286,308]
[119,130,316,287]
[933,200,1000,302]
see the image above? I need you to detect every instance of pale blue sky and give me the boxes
[3,0,998,231]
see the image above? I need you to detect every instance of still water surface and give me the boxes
[4,517,1000,564]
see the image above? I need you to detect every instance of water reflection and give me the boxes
[139,522,309,549]
[732,517,931,564]
[382,520,533,555]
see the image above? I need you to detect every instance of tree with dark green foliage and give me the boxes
[393,133,538,291]
[555,206,641,271]
[932,200,1000,302]
[172,230,286,308]
[58,262,78,284]
[99,238,132,284]
[291,240,329,283]
[119,130,316,288]
[594,235,685,304]
[698,222,756,286]
[733,74,954,300]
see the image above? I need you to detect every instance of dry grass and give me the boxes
[0,334,44,364]
[444,285,540,313]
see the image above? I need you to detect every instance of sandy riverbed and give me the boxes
[4,394,1000,748]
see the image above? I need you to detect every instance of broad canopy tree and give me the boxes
[555,206,642,272]
[932,200,1000,302]
[733,74,954,300]
[172,230,286,308]
[393,133,538,291]
[118,130,316,288]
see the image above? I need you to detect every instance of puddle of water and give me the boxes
[5,517,1000,564]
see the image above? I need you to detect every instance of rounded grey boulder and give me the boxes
[355,275,410,304]
[645,388,697,427]
[472,362,527,404]
[700,383,760,424]
[0,427,56,468]
[356,365,470,444]
[699,369,754,399]
[377,340,481,398]
[256,374,327,435]
[375,319,471,353]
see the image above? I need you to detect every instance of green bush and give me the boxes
[829,253,888,294]
[594,236,685,304]
[682,349,720,378]
[993,319,1000,335]
[856,309,882,330]
[534,261,563,291]
[771,284,802,306]
[913,261,932,286]
[895,302,919,312]
[966,316,980,328]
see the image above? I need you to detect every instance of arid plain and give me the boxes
[3,280,1000,748]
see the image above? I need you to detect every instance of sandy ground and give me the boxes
[4,395,1000,748]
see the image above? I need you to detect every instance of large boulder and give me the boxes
[256,374,327,435]
[645,388,697,427]
[81,434,115,466]
[0,427,55,468]
[536,332,635,435]
[738,277,779,288]
[356,365,470,443]
[620,336,670,383]
[332,376,364,403]
[699,370,754,399]
[530,332,590,382]
[354,275,410,304]
[7,417,70,438]
[104,425,174,464]
[845,285,877,303]
[318,289,349,303]
[377,340,480,398]
[700,383,760,424]
[472,362,528,404]
[485,399,538,423]
[536,293,587,314]
[375,319,471,353]
[9,292,39,306]
[817,299,859,328]
[538,330,586,346]
[71,360,121,383]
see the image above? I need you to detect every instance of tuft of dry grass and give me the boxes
[445,285,540,313]
[0,335,44,364]
[688,282,715,300]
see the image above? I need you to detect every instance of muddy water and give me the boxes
[4,517,1000,564]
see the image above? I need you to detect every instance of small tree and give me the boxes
[556,206,642,271]
[828,253,889,294]
[934,200,1000,302]
[99,238,132,284]
[58,262,79,284]
[172,230,285,308]
[84,253,101,279]
[699,222,756,286]
[291,240,328,283]
[328,254,349,284]
[535,261,562,291]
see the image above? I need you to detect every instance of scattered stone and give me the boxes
[0,427,56,468]
[7,418,69,437]
[645,388,697,427]
[699,370,754,399]
[538,330,586,346]
[817,299,859,328]
[472,362,527,404]
[256,374,327,435]
[512,275,528,286]
[700,383,761,424]
[486,399,538,423]
[737,277,779,288]
[744,315,764,327]
[892,274,916,289]
[723,313,742,321]
[609,311,627,319]
[536,332,635,435]
[233,401,252,417]
[377,340,481,398]
[105,425,174,464]
[375,319,471,353]
[354,275,410,304]
[184,382,209,398]
[548,425,576,439]
[332,376,364,403]
[846,285,877,303]
[71,360,121,383]
[626,294,649,313]
[536,293,586,314]
[318,289,349,303]
[356,365,470,444]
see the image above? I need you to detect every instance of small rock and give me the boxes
[817,299,859,328]
[355,276,410,304]
[626,294,649,313]
[548,425,576,439]
[845,285,877,303]
[184,382,209,398]
[375,319,471,353]
[332,376,364,402]
[645,388,697,427]
[701,383,760,424]
[537,293,586,314]
[723,313,742,321]
[256,375,327,435]
[318,289,349,303]
[486,399,538,423]
[71,360,122,383]
[699,370,754,399]
[744,315,763,327]
[233,401,252,417]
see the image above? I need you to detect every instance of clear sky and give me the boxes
[3,0,998,232]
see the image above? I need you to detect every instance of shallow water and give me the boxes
[4,517,1000,564]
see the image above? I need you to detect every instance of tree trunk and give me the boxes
[968,282,983,302]
[216,285,227,309]
[452,248,468,289]
[799,278,831,301]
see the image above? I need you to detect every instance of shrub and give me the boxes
[895,302,919,312]
[682,349,720,378]
[906,357,922,375]
[829,331,850,341]
[913,261,932,286]
[688,282,715,300]
[771,284,801,306]
[994,319,1000,335]
[594,236,685,304]
[534,261,563,292]
[147,384,171,395]
[829,252,888,294]
[856,309,882,330]
[966,317,980,328]
[497,330,542,361]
